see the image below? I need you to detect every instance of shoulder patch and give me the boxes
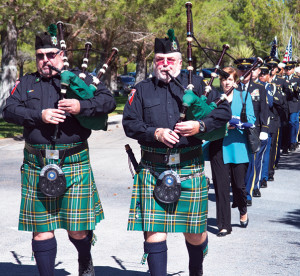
[128,89,136,105]
[11,80,20,95]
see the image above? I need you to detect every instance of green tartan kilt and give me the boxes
[19,141,104,232]
[128,146,208,234]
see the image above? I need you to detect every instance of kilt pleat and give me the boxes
[128,146,208,234]
[19,142,104,232]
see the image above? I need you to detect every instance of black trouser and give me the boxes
[281,123,290,151]
[210,139,232,232]
[230,162,248,216]
[268,128,280,178]
[210,140,248,230]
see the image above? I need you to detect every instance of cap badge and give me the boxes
[51,36,58,46]
[172,41,177,51]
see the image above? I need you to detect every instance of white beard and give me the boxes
[153,65,181,83]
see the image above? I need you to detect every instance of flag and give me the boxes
[270,36,278,58]
[282,35,292,62]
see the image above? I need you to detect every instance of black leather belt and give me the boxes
[141,147,201,165]
[25,142,88,159]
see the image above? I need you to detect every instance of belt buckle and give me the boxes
[45,149,59,160]
[167,153,180,165]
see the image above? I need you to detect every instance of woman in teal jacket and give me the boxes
[209,67,256,236]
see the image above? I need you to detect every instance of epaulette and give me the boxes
[255,81,264,87]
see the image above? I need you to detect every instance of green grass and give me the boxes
[0,118,23,139]
[110,95,128,116]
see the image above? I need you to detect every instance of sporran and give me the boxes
[153,170,181,204]
[39,164,66,197]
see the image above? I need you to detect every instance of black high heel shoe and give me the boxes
[240,217,249,228]
[217,229,231,237]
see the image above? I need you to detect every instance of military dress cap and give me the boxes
[234,58,254,70]
[155,29,181,54]
[259,63,271,75]
[264,56,280,68]
[284,61,296,70]
[35,24,60,50]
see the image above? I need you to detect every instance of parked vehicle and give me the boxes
[128,72,136,78]
[117,75,135,94]
[201,68,215,78]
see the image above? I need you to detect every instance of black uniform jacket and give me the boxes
[237,80,269,134]
[265,81,284,134]
[122,73,231,148]
[2,69,116,144]
[270,75,289,123]
[285,74,300,113]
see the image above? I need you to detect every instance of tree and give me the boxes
[0,0,51,115]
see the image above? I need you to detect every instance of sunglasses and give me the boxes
[36,51,61,60]
[155,57,176,66]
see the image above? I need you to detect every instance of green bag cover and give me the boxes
[60,71,108,130]
[183,89,227,141]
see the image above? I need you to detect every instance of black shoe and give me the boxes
[274,165,278,170]
[79,257,95,276]
[289,144,296,151]
[260,179,268,188]
[217,229,231,237]
[253,189,261,197]
[247,199,252,206]
[240,217,249,228]
[282,149,289,155]
[268,176,274,181]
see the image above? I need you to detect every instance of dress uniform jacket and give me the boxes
[270,75,289,123]
[259,80,283,134]
[2,69,116,232]
[285,74,300,113]
[237,80,269,134]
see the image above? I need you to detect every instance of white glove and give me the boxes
[259,132,268,141]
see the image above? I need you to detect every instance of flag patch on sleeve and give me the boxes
[11,80,20,95]
[128,89,136,105]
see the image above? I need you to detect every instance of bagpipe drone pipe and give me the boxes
[175,2,228,141]
[177,2,263,141]
[50,21,119,131]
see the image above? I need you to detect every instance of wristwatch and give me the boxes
[197,120,206,133]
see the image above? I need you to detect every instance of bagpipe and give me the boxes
[175,2,262,141]
[50,21,118,132]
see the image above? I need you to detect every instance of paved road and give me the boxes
[0,114,299,275]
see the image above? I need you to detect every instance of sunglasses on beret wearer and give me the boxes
[36,51,61,60]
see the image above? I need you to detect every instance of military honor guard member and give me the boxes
[256,63,284,191]
[122,31,231,276]
[2,26,116,276]
[234,58,270,206]
[284,61,300,152]
[264,56,289,180]
[265,56,290,176]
